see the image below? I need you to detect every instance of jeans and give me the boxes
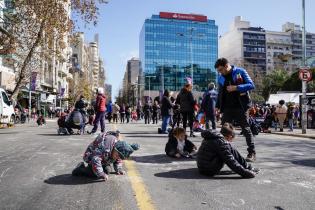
[288,119,294,131]
[205,115,216,130]
[161,115,170,133]
[222,108,255,154]
[91,111,105,133]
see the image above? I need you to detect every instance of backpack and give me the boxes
[249,117,261,136]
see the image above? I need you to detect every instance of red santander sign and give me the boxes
[160,12,207,22]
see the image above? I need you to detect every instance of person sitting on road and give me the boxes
[197,123,259,178]
[165,127,197,158]
[72,131,139,181]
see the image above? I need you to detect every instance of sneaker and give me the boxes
[87,131,96,135]
[246,153,256,162]
[190,132,196,137]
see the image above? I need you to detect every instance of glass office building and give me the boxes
[140,12,218,93]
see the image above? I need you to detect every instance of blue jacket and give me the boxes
[201,88,218,116]
[216,66,255,112]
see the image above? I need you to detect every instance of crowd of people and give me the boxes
[68,57,263,181]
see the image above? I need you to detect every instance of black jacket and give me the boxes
[197,130,252,177]
[75,99,86,110]
[143,104,152,114]
[176,88,195,113]
[165,135,196,157]
[161,96,173,116]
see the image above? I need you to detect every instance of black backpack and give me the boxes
[249,117,261,136]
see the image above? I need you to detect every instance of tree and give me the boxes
[282,68,315,92]
[0,0,108,99]
[68,71,93,106]
[262,69,290,101]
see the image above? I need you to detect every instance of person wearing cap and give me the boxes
[72,131,139,181]
[88,87,107,134]
[201,82,218,130]
[197,123,259,178]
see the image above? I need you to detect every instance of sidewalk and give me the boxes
[269,128,315,139]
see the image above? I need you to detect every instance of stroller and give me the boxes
[58,110,86,135]
[57,112,70,135]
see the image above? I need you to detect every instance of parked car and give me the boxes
[0,88,15,126]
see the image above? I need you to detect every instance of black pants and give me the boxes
[152,112,158,124]
[113,114,118,123]
[181,111,194,132]
[120,113,125,123]
[222,108,255,154]
[126,113,130,123]
[144,113,151,124]
[107,112,112,123]
[229,143,251,170]
[172,113,181,129]
[199,143,250,176]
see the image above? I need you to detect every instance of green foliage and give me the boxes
[250,92,265,104]
[282,68,315,92]
[262,69,289,101]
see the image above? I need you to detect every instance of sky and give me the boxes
[75,0,315,99]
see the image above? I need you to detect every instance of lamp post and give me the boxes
[301,0,307,134]
[177,28,205,91]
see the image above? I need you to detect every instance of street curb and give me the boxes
[217,125,315,140]
[267,132,315,140]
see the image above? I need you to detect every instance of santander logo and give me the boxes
[160,12,207,22]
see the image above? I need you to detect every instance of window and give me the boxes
[2,92,10,106]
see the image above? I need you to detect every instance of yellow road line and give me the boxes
[125,160,156,210]
[112,124,155,210]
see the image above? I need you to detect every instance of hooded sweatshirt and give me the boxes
[197,130,252,177]
[83,133,122,177]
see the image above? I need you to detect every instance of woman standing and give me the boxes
[176,83,196,137]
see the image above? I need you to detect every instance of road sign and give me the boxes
[299,68,312,82]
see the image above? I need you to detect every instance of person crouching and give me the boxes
[165,127,197,158]
[72,132,139,181]
[197,123,259,178]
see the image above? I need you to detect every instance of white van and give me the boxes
[0,88,15,125]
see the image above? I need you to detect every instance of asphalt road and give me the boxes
[0,120,314,210]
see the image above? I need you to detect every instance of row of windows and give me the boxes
[243,47,265,53]
[243,33,265,40]
[244,52,266,59]
[267,46,290,50]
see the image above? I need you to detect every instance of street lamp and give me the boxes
[177,28,205,91]
[301,0,307,134]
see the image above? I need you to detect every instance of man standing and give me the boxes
[88,87,106,134]
[201,82,218,130]
[215,58,256,162]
